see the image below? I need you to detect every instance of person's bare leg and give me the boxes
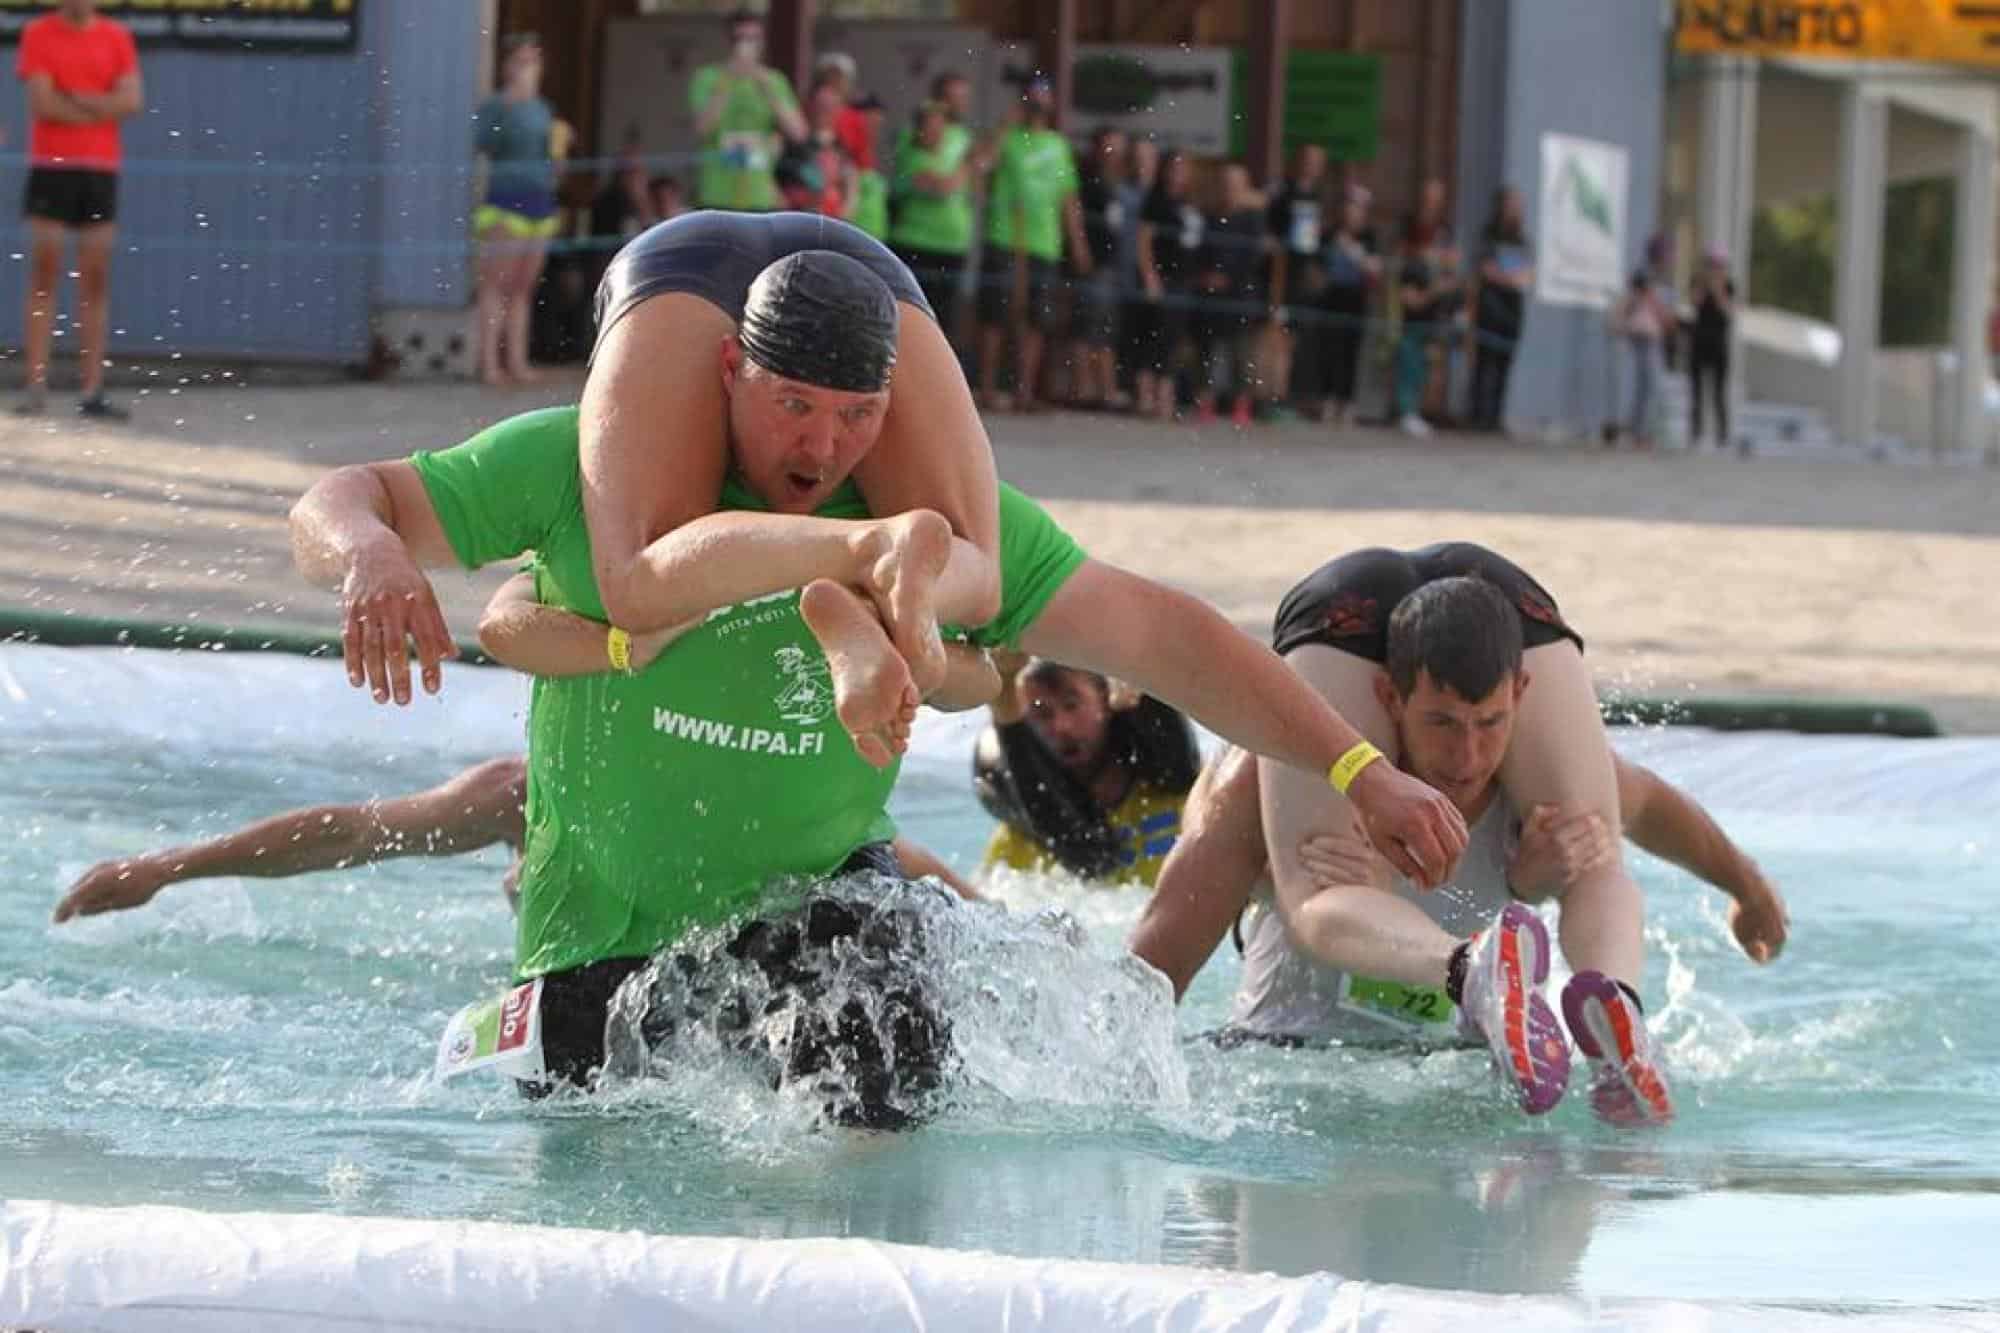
[20,220,65,401]
[977,322,1006,405]
[1017,327,1045,410]
[504,240,548,385]
[1129,744,1269,999]
[1500,639,1668,1125]
[799,578,919,769]
[74,222,116,398]
[1499,642,1643,984]
[852,304,1004,690]
[471,228,512,386]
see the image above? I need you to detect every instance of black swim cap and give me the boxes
[737,250,898,393]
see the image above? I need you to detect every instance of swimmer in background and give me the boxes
[974,651,1200,888]
[1132,548,1788,1127]
[51,576,979,926]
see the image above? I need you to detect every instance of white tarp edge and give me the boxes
[0,1200,1972,1332]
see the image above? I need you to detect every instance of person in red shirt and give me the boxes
[14,0,141,419]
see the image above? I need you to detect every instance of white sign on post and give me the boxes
[1537,131,1629,310]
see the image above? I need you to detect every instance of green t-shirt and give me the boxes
[851,168,889,241]
[689,64,801,212]
[890,126,972,256]
[410,407,1085,980]
[985,127,1077,263]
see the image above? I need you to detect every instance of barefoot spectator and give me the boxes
[472,33,565,388]
[14,0,141,420]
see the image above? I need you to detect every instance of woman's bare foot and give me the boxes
[799,579,919,769]
[480,365,513,389]
[855,509,952,697]
[506,362,543,386]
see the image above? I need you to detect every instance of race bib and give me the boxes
[1179,205,1205,252]
[1336,973,1456,1036]
[718,130,772,172]
[435,978,546,1082]
[1288,201,1321,254]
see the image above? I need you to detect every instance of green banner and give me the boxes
[1229,49,1381,163]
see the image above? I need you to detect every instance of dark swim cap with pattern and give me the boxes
[737,250,898,393]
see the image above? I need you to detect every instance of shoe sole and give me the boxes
[1490,902,1570,1116]
[1562,970,1674,1126]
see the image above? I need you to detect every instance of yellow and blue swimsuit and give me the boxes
[981,782,1187,889]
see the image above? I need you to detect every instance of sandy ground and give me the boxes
[3,367,1999,732]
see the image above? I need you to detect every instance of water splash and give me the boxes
[600,873,1187,1148]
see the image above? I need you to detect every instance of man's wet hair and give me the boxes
[1385,577,1523,701]
[1021,658,1105,696]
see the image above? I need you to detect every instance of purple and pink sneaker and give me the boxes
[1562,969,1676,1127]
[1459,903,1571,1115]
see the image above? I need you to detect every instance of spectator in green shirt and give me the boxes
[976,78,1089,414]
[689,8,806,212]
[891,99,979,346]
[842,93,890,241]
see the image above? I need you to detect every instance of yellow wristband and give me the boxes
[606,625,633,674]
[1329,740,1384,795]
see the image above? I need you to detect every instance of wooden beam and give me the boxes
[1246,0,1289,186]
[1126,0,1206,43]
[1030,0,1078,133]
[766,0,817,99]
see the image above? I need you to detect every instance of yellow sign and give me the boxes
[1675,0,2000,67]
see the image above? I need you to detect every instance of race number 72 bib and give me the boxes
[435,977,546,1083]
[1336,972,1456,1037]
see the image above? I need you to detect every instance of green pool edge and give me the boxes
[0,606,1944,738]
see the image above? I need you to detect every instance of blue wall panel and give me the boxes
[0,3,479,366]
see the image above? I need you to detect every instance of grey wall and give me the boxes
[372,0,482,310]
[1460,0,1668,437]
[0,2,479,367]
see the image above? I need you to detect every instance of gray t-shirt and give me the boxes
[475,94,557,215]
[1230,790,1519,1044]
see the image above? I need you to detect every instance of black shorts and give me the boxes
[526,842,954,1130]
[976,250,1062,334]
[1272,542,1584,662]
[594,209,932,348]
[22,167,117,227]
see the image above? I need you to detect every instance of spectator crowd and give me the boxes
[471,7,1740,446]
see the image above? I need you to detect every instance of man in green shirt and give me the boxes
[976,78,1090,412]
[689,8,806,211]
[291,253,1463,1124]
[890,98,979,344]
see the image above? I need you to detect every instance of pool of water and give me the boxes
[3,643,1998,1322]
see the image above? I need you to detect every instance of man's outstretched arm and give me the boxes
[54,758,526,923]
[1616,755,1789,962]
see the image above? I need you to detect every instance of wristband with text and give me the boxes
[1329,740,1385,794]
